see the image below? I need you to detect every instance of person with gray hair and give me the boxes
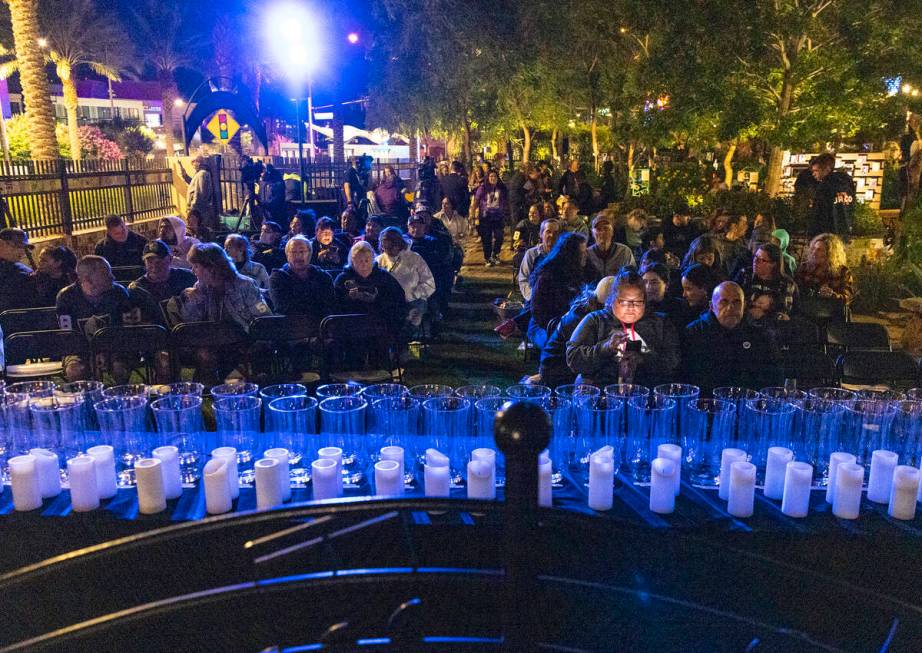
[682,281,782,394]
[333,240,407,331]
[224,233,270,290]
[268,234,334,320]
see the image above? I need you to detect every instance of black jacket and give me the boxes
[438,172,470,217]
[333,265,408,331]
[682,311,782,395]
[94,231,147,268]
[269,263,335,321]
[0,260,34,312]
[539,301,591,387]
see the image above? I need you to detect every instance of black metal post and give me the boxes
[122,158,134,223]
[58,159,73,237]
[494,400,550,651]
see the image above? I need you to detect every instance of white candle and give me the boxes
[832,462,864,520]
[467,459,496,500]
[152,446,182,500]
[211,447,239,500]
[718,448,747,500]
[374,460,404,496]
[727,461,756,518]
[764,447,793,500]
[380,445,405,477]
[67,455,99,512]
[888,465,920,521]
[471,448,497,488]
[656,443,682,496]
[134,458,167,515]
[86,445,117,500]
[318,446,344,486]
[781,461,813,518]
[426,448,449,467]
[826,452,857,504]
[9,454,42,511]
[264,448,291,501]
[424,461,451,498]
[649,457,676,514]
[254,458,283,510]
[203,458,232,515]
[867,450,898,504]
[29,448,61,499]
[311,458,340,500]
[588,450,614,511]
[538,451,552,508]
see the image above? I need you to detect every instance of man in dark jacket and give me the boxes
[408,213,452,319]
[252,221,287,273]
[269,235,335,321]
[682,281,782,394]
[558,159,581,198]
[0,228,35,312]
[808,152,856,237]
[438,161,470,218]
[128,240,196,325]
[94,215,147,268]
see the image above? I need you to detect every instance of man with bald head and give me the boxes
[682,281,782,394]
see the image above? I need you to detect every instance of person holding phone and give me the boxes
[566,269,679,386]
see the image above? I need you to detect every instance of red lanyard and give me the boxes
[620,320,635,340]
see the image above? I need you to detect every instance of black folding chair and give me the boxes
[111,266,145,284]
[0,307,60,336]
[826,322,891,353]
[837,350,920,391]
[319,313,402,384]
[4,329,89,381]
[90,325,170,383]
[781,346,838,390]
[248,315,319,383]
[774,315,822,350]
[169,321,251,381]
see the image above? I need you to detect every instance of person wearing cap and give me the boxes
[94,215,148,268]
[538,276,616,388]
[187,154,217,233]
[128,240,196,325]
[252,220,287,273]
[0,228,36,311]
[585,212,635,283]
[30,245,78,307]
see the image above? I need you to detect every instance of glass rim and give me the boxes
[576,394,625,410]
[150,394,204,411]
[370,396,419,411]
[712,386,759,399]
[259,383,308,398]
[0,391,30,407]
[474,396,506,411]
[844,398,899,415]
[744,397,798,413]
[759,387,807,399]
[212,395,262,411]
[603,383,650,397]
[653,383,700,397]
[689,397,736,413]
[315,381,364,396]
[318,395,368,411]
[29,395,83,411]
[93,395,149,412]
[505,383,552,396]
[360,383,409,399]
[268,395,319,412]
[806,387,858,399]
[151,382,206,397]
[210,382,260,396]
[628,394,676,410]
[455,384,503,398]
[55,380,106,394]
[422,396,471,411]
[408,384,455,397]
[554,383,601,396]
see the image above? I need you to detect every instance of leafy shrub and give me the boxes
[850,202,885,237]
[852,259,906,313]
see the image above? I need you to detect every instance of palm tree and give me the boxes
[41,0,133,161]
[4,0,56,159]
[127,0,195,157]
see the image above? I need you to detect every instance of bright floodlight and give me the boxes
[347,32,359,44]
[266,3,322,82]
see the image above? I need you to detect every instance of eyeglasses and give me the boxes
[754,256,773,264]
[616,299,645,308]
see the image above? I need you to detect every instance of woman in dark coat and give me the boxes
[527,231,588,350]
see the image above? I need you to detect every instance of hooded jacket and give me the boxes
[772,228,798,276]
[164,216,200,269]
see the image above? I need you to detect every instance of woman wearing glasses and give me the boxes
[733,243,797,319]
[566,269,680,386]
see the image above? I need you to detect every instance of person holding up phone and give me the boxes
[566,269,680,386]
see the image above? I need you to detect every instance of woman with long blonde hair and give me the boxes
[795,233,854,304]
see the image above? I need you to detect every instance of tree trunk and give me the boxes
[521,123,531,164]
[462,121,472,167]
[159,76,177,156]
[590,110,599,172]
[551,128,559,163]
[9,0,57,159]
[765,72,796,196]
[62,75,81,161]
[627,141,636,192]
[723,141,737,188]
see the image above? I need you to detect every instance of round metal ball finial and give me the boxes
[493,400,551,456]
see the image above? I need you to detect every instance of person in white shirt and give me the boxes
[517,218,560,302]
[375,227,436,327]
[434,196,469,246]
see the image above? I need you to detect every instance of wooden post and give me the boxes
[58,158,73,238]
[122,158,135,223]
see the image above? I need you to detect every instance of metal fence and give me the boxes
[0,158,175,239]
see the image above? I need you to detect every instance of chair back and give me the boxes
[0,307,60,336]
[838,351,920,389]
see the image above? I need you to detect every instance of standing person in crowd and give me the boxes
[158,216,200,270]
[585,213,635,282]
[473,169,508,266]
[177,243,272,331]
[0,228,35,312]
[680,263,718,325]
[186,155,217,236]
[714,214,750,277]
[538,276,615,388]
[558,158,581,198]
[377,227,436,330]
[614,208,647,255]
[512,204,543,279]
[682,281,782,394]
[224,234,269,290]
[598,160,621,208]
[252,221,287,273]
[559,196,591,239]
[374,165,409,220]
[796,233,855,307]
[334,241,407,331]
[56,255,133,381]
[433,196,468,284]
[260,164,288,228]
[663,207,698,259]
[808,152,856,237]
[343,155,371,226]
[30,245,77,307]
[771,228,798,276]
[528,232,588,350]
[311,217,349,271]
[734,243,797,318]
[566,269,679,387]
[439,161,470,219]
[268,235,335,321]
[94,215,147,267]
[518,218,561,301]
[642,263,687,329]
[128,240,196,325]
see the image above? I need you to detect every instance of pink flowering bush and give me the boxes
[77,126,122,161]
